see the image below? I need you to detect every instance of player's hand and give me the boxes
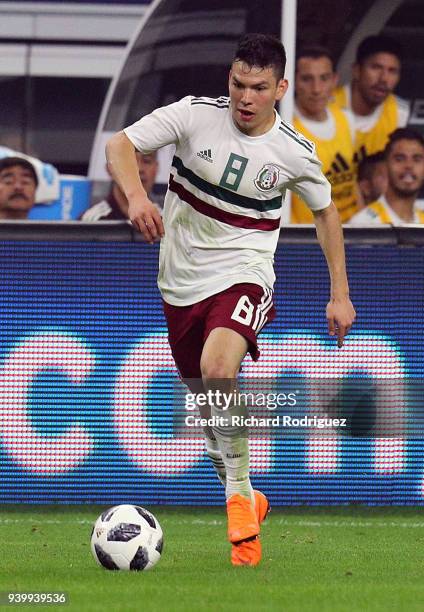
[326,297,356,348]
[128,197,164,244]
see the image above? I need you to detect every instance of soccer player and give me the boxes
[291,46,358,223]
[106,33,356,566]
[333,35,409,166]
[350,128,424,225]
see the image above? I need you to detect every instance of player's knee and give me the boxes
[200,355,238,383]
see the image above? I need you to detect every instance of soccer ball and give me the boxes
[90,504,163,571]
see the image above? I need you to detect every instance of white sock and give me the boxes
[204,437,226,486]
[211,404,254,504]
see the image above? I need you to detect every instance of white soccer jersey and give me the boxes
[124,96,331,306]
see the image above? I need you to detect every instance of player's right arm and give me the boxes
[106,131,164,243]
[107,96,192,242]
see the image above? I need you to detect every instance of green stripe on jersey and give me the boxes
[192,96,229,104]
[172,156,282,212]
[191,96,229,108]
[191,101,230,108]
[279,124,314,153]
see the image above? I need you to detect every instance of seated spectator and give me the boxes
[290,46,358,223]
[0,146,59,204]
[0,157,37,219]
[82,151,159,221]
[349,128,424,225]
[333,35,409,166]
[357,152,388,206]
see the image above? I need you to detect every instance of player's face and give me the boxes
[136,152,158,196]
[229,61,288,136]
[295,56,337,120]
[0,165,36,217]
[387,139,424,198]
[354,52,400,107]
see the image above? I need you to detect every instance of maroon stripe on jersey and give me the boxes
[168,175,280,231]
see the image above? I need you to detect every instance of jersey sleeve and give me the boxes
[124,96,192,152]
[287,152,332,212]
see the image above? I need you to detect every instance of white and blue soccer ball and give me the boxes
[90,504,163,571]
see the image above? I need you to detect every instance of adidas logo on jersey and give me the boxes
[197,149,213,163]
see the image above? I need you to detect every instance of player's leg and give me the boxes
[200,326,251,499]
[164,288,272,566]
[162,301,227,486]
[201,284,275,565]
[201,283,276,501]
[201,326,263,566]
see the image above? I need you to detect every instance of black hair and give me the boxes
[385,127,424,157]
[356,35,402,65]
[357,151,386,181]
[296,45,334,70]
[233,33,286,80]
[0,156,38,186]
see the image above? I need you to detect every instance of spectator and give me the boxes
[291,46,358,223]
[357,151,388,206]
[349,128,424,225]
[81,151,159,221]
[0,147,59,204]
[0,157,38,220]
[333,35,409,165]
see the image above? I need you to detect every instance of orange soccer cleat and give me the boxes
[253,489,270,524]
[227,493,263,566]
[227,493,259,543]
[231,535,262,566]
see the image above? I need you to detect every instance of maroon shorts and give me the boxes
[163,283,276,379]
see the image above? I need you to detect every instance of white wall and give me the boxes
[0,2,147,77]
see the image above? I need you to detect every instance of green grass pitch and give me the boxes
[0,505,423,612]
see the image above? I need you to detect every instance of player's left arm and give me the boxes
[313,201,356,347]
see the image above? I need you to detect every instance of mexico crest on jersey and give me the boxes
[254,164,280,192]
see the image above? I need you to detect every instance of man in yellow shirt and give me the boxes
[291,46,357,223]
[350,128,424,225]
[333,35,409,166]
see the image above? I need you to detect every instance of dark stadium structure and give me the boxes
[89,0,424,205]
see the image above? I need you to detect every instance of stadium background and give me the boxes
[0,0,423,506]
[1,1,423,186]
[0,226,423,505]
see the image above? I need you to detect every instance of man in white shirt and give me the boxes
[106,33,355,567]
[350,128,424,225]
